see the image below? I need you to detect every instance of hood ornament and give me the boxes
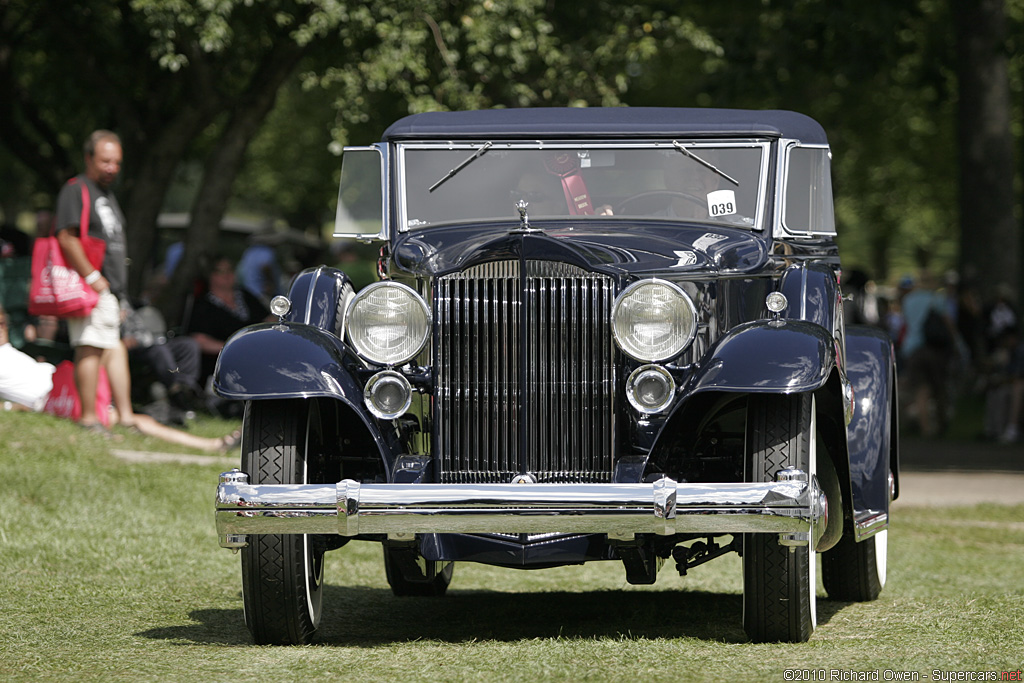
[511,199,542,234]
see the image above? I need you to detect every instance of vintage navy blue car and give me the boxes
[214,107,898,645]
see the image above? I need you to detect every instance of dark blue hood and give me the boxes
[392,221,769,279]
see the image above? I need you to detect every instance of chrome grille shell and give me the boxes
[435,260,616,483]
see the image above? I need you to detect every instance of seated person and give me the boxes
[237,236,282,304]
[0,303,239,452]
[510,154,614,218]
[122,303,203,413]
[511,170,568,217]
[187,256,271,384]
[22,314,71,365]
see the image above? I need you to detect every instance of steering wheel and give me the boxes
[617,190,706,215]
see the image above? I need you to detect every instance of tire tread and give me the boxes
[822,532,883,602]
[743,394,814,643]
[241,400,321,645]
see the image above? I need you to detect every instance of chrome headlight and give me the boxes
[612,280,697,362]
[346,282,430,365]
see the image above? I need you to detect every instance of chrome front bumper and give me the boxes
[216,468,827,549]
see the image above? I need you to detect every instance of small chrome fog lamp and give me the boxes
[269,295,292,319]
[765,291,788,316]
[626,364,676,415]
[364,370,413,420]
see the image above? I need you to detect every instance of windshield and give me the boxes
[398,141,768,230]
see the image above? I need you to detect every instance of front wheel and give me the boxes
[743,393,818,643]
[240,399,327,645]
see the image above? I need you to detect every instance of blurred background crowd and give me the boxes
[1,216,375,425]
[2,1,1023,438]
[845,259,1024,442]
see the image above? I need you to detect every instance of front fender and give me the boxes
[282,265,354,335]
[688,319,836,395]
[845,325,898,537]
[213,322,364,407]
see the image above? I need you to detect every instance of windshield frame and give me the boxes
[395,139,772,233]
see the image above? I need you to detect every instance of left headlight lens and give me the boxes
[346,282,430,365]
[364,370,413,419]
[612,279,697,362]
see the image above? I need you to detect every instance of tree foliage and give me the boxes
[0,0,1021,318]
[1,0,370,320]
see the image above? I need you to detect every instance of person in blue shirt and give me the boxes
[237,234,281,304]
[900,272,957,437]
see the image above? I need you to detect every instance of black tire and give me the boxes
[383,547,453,597]
[743,393,817,643]
[240,399,327,645]
[822,529,887,602]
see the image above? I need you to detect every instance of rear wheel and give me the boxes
[743,393,817,643]
[822,529,887,601]
[240,399,326,645]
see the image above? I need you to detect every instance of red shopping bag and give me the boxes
[42,360,112,427]
[28,179,106,318]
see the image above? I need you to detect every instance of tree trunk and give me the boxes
[160,44,309,328]
[955,0,1017,303]
[122,108,216,300]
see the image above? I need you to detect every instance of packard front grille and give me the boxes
[436,260,615,483]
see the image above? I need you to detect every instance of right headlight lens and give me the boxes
[612,279,697,362]
[346,282,430,365]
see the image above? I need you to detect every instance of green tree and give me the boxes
[0,0,375,320]
[2,0,1020,315]
[624,1,964,284]
[2,0,718,322]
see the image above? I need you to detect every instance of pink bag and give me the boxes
[28,179,106,318]
[43,360,112,427]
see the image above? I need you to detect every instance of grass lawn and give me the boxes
[1,410,1022,682]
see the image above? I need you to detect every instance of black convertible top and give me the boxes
[382,107,828,145]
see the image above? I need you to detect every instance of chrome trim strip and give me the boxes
[217,473,824,539]
[303,265,322,326]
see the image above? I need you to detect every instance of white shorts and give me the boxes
[68,290,121,349]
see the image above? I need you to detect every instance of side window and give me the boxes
[783,146,836,235]
[335,146,386,240]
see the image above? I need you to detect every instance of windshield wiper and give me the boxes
[672,140,739,187]
[429,141,493,192]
